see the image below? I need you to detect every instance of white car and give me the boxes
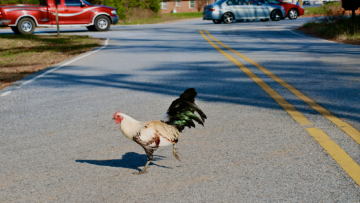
[203,0,286,24]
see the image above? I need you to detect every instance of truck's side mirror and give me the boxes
[81,2,85,7]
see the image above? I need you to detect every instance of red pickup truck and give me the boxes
[0,0,119,34]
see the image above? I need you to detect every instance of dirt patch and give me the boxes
[0,35,101,91]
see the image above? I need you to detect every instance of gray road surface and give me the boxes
[1,18,360,202]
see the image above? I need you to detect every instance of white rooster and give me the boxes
[113,88,207,175]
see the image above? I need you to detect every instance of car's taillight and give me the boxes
[209,7,215,11]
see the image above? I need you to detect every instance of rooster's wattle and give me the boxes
[113,88,207,174]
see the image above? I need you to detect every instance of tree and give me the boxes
[197,0,213,12]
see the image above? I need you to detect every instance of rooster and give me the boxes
[113,88,207,175]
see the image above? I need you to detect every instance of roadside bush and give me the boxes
[88,0,161,21]
[124,7,158,23]
[300,2,360,43]
[147,0,160,13]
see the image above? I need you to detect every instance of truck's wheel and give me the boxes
[17,17,36,35]
[10,26,21,34]
[86,25,97,31]
[94,16,110,31]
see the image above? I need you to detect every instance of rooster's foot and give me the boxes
[133,170,147,175]
[133,160,151,175]
[173,144,181,161]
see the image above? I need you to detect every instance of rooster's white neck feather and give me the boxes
[119,113,143,141]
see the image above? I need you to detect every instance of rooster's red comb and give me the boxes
[113,111,120,118]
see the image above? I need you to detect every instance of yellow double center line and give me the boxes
[199,30,360,186]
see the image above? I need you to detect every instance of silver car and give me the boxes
[203,0,285,24]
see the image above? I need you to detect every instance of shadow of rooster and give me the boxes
[76,152,170,171]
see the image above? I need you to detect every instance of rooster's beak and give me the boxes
[112,118,115,120]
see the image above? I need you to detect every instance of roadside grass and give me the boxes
[0,34,100,90]
[117,9,202,25]
[162,12,203,18]
[303,2,360,17]
[299,2,360,45]
[303,4,331,16]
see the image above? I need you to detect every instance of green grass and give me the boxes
[304,6,327,16]
[162,12,203,18]
[304,2,341,16]
[117,11,203,25]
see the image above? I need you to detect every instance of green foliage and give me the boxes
[300,2,359,44]
[86,0,127,19]
[86,0,160,20]
[124,0,160,19]
[128,0,146,9]
[302,14,360,39]
[146,0,160,13]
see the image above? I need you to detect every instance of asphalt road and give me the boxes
[1,18,360,202]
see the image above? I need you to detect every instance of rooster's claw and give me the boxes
[173,152,181,161]
[133,171,147,175]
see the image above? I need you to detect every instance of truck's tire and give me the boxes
[86,25,97,31]
[94,16,110,31]
[10,26,21,34]
[17,17,36,34]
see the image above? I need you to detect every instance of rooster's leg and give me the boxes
[134,149,154,175]
[133,149,154,175]
[133,160,151,175]
[133,134,160,175]
[133,140,157,175]
[173,144,181,161]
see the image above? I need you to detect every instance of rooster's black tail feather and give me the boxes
[163,88,207,132]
